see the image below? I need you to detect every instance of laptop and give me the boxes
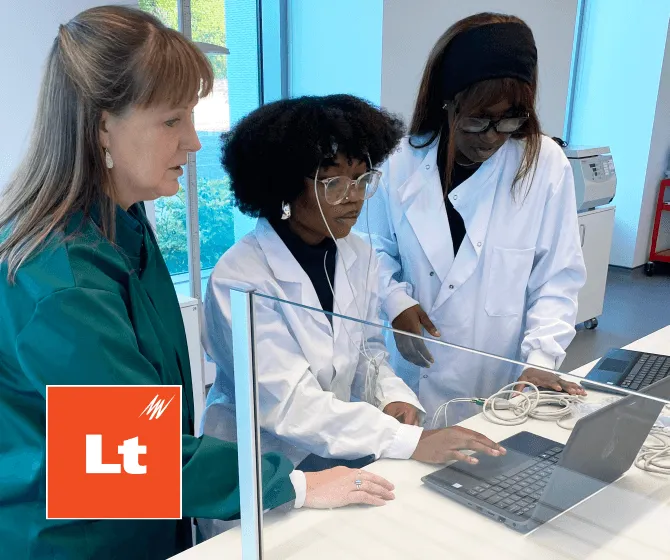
[581,348,670,392]
[421,375,670,533]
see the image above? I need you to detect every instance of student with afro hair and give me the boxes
[200,96,505,531]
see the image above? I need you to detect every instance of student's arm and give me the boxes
[522,162,587,370]
[364,161,420,323]
[204,276,422,461]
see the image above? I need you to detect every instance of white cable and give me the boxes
[635,427,670,475]
[314,160,383,404]
[431,398,481,429]
[556,414,580,431]
[431,382,585,429]
[483,382,584,428]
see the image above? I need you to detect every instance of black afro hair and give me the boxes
[220,94,405,220]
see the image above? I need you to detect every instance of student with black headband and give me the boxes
[366,13,588,426]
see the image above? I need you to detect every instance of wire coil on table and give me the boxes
[431,382,585,429]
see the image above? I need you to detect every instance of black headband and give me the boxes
[441,22,537,100]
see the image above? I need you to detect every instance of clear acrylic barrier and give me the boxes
[195,290,670,560]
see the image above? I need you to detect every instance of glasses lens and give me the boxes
[496,117,528,133]
[359,171,381,200]
[459,118,490,133]
[323,177,350,205]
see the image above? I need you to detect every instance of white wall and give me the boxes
[0,0,135,188]
[288,0,383,103]
[381,0,579,138]
[570,0,670,268]
[634,22,670,265]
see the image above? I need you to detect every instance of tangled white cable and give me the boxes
[431,398,485,429]
[315,159,384,405]
[635,427,670,475]
[431,382,585,429]
[484,382,585,428]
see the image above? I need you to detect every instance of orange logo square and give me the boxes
[46,385,182,519]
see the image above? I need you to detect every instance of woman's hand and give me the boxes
[383,401,421,426]
[411,426,506,464]
[303,467,395,509]
[515,368,587,396]
[391,305,440,367]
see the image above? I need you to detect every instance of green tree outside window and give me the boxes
[139,0,235,277]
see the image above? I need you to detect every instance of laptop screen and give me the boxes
[532,380,669,525]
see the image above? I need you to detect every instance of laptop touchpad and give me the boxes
[599,358,629,373]
[449,431,559,480]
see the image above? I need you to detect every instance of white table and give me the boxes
[173,326,670,560]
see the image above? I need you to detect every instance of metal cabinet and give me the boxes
[576,206,616,328]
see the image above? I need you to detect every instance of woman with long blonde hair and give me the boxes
[0,6,394,558]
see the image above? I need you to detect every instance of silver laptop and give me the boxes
[422,375,670,533]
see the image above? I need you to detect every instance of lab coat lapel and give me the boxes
[332,237,359,347]
[255,219,332,336]
[430,143,503,313]
[399,144,454,283]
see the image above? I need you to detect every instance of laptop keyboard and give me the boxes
[466,446,564,517]
[621,354,670,391]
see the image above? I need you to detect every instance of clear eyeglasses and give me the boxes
[312,170,383,206]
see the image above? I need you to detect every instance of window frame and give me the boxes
[144,0,287,301]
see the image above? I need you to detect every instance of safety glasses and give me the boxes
[313,170,382,206]
[458,113,529,134]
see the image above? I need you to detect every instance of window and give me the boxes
[138,1,189,280]
[138,0,178,29]
[139,0,270,298]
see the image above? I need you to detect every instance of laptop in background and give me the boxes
[582,348,670,392]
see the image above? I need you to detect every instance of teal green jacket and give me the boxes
[0,204,295,559]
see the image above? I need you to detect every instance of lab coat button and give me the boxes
[425,164,430,170]
[477,242,482,247]
[430,271,435,277]
[453,195,458,200]
[449,284,454,289]
[423,375,428,379]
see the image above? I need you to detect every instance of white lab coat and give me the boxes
[201,218,424,467]
[365,135,587,424]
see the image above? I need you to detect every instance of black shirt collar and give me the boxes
[270,218,336,260]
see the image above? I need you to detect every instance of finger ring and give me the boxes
[354,479,362,490]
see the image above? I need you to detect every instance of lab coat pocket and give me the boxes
[485,246,536,317]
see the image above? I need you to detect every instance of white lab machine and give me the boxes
[563,146,617,329]
[565,146,617,212]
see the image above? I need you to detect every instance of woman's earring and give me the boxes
[442,102,449,110]
[104,148,114,169]
[281,201,291,220]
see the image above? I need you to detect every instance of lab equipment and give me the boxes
[564,145,617,329]
[644,178,670,276]
[564,146,616,212]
